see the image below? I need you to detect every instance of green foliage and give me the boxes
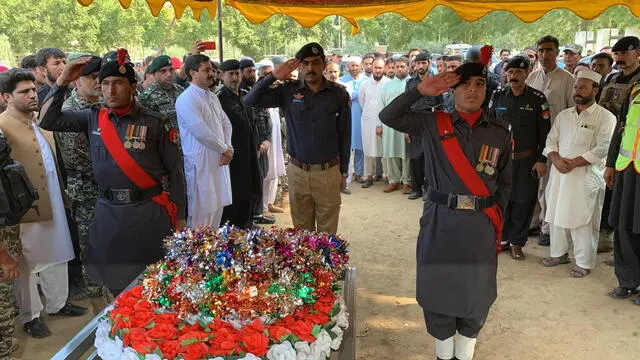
[0,1,636,65]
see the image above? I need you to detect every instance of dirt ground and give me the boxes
[13,180,640,359]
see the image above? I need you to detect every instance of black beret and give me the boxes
[239,59,255,70]
[504,55,531,71]
[147,55,172,74]
[295,42,325,61]
[220,59,241,72]
[80,56,102,76]
[99,61,137,83]
[413,52,431,62]
[453,62,486,87]
[612,36,640,52]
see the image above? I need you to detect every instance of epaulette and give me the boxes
[529,87,547,100]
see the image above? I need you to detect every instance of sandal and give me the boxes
[542,253,570,267]
[569,266,590,278]
[510,245,525,260]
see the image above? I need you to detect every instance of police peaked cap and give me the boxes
[219,59,241,72]
[504,55,531,71]
[147,55,173,74]
[296,42,325,61]
[612,36,640,52]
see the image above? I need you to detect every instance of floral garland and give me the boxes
[95,226,350,360]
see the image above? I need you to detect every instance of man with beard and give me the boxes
[257,59,274,78]
[379,56,512,360]
[176,54,232,229]
[526,35,576,246]
[436,56,446,74]
[38,52,187,297]
[35,48,67,105]
[604,36,640,302]
[325,62,341,83]
[56,56,104,300]
[360,57,389,188]
[362,54,375,78]
[405,52,443,200]
[445,55,463,72]
[408,48,422,77]
[340,56,368,184]
[218,60,262,228]
[384,58,395,79]
[139,55,185,131]
[542,70,615,278]
[20,55,45,91]
[380,56,412,194]
[590,52,614,83]
[597,37,640,253]
[488,55,551,260]
[243,43,351,234]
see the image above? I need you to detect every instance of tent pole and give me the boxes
[217,0,224,62]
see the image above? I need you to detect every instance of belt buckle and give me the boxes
[456,195,476,210]
[112,189,131,202]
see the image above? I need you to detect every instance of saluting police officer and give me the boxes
[488,55,551,260]
[243,43,351,234]
[38,52,187,296]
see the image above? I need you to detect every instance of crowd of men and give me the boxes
[0,33,638,360]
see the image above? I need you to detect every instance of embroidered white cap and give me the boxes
[576,69,602,84]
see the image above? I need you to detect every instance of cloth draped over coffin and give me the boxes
[76,0,640,34]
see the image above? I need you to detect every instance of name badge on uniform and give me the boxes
[293,93,304,103]
[476,145,500,176]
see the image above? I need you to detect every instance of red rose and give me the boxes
[131,311,155,328]
[178,322,202,336]
[286,320,315,342]
[154,312,179,325]
[131,339,157,355]
[147,323,178,340]
[245,319,265,334]
[159,339,180,360]
[133,300,154,313]
[122,327,149,346]
[178,342,209,360]
[268,325,292,342]
[179,330,210,342]
[312,298,335,315]
[306,312,330,325]
[213,327,239,342]
[241,330,269,356]
[109,307,133,322]
[210,318,234,331]
[209,340,238,356]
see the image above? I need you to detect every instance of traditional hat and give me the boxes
[576,69,602,84]
[256,59,274,69]
[563,43,583,54]
[147,55,172,74]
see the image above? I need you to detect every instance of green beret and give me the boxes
[147,55,173,74]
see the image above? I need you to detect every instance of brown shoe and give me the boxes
[402,184,412,194]
[383,183,399,193]
[268,204,284,213]
[510,245,525,260]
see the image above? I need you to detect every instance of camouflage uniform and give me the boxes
[56,89,102,298]
[0,224,21,360]
[139,83,184,130]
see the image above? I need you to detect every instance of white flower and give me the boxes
[294,341,311,360]
[333,301,349,329]
[96,336,123,360]
[144,354,162,360]
[238,354,262,360]
[95,320,111,340]
[207,358,225,360]
[122,347,142,360]
[309,329,332,359]
[329,325,344,350]
[266,341,296,360]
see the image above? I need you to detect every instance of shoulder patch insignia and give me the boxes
[168,128,180,145]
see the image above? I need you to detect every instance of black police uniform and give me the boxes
[488,85,551,247]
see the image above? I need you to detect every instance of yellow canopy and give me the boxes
[77,0,640,34]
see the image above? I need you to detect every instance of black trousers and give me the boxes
[423,310,488,340]
[222,199,254,229]
[503,198,537,246]
[601,188,613,230]
[410,154,425,194]
[613,229,640,289]
[65,209,83,288]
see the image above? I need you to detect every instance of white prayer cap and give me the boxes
[576,69,602,84]
[345,56,362,64]
[257,59,274,69]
